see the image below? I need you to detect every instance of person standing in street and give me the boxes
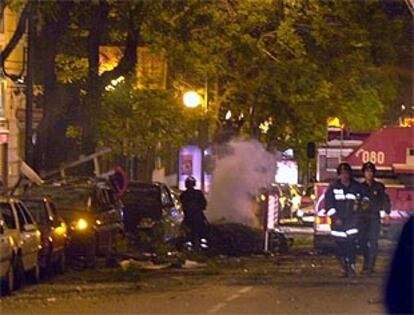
[324,163,363,277]
[359,162,391,275]
[180,176,208,251]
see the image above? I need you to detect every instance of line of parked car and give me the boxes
[0,177,185,297]
[0,178,125,296]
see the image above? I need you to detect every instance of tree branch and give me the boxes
[0,4,30,66]
[99,3,144,87]
[99,27,139,87]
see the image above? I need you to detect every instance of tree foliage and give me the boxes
[142,0,411,158]
[97,80,200,159]
[1,0,411,171]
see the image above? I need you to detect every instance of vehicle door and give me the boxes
[0,203,18,260]
[160,185,176,241]
[92,189,113,254]
[48,201,66,255]
[0,215,12,278]
[167,189,185,239]
[15,202,39,271]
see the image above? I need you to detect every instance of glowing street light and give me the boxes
[183,91,202,108]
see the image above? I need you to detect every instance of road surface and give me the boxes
[0,245,392,314]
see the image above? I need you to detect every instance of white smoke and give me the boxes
[206,139,278,227]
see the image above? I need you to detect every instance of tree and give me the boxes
[97,80,200,180]
[3,0,411,173]
[154,0,411,159]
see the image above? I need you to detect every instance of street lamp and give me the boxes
[183,91,202,108]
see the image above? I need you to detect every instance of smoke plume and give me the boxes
[206,139,278,227]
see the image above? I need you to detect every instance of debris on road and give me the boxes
[368,297,383,304]
[182,260,207,269]
[120,259,171,271]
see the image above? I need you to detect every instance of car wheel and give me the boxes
[27,261,40,284]
[55,252,66,274]
[13,256,24,290]
[1,262,14,296]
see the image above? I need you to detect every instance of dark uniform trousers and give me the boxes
[359,181,390,272]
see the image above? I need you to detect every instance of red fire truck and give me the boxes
[313,126,414,250]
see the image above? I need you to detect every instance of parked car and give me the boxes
[0,217,15,296]
[0,198,41,288]
[122,182,184,245]
[25,179,124,267]
[21,196,68,276]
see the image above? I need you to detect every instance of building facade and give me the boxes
[0,7,27,188]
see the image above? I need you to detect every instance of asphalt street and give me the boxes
[0,244,392,315]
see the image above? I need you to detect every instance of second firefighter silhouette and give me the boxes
[180,176,209,251]
[324,163,363,277]
[359,162,391,275]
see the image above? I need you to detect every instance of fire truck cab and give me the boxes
[313,126,414,251]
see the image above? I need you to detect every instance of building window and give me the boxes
[409,148,414,156]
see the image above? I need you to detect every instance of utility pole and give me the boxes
[25,3,35,166]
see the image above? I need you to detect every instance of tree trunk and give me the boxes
[34,2,73,172]
[82,1,110,156]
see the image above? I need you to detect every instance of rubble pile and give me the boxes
[208,223,264,256]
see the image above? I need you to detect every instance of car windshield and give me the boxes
[26,186,92,211]
[123,186,161,206]
[23,200,48,225]
[0,203,16,229]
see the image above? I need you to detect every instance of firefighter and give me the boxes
[324,163,362,277]
[180,176,208,251]
[359,162,391,275]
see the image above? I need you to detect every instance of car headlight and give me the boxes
[72,218,88,231]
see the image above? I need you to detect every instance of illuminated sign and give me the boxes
[179,146,202,190]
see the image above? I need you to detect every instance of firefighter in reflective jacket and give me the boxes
[359,162,391,275]
[180,176,208,251]
[324,163,362,277]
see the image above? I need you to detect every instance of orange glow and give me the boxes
[327,117,344,128]
[54,223,67,236]
[99,46,125,75]
[316,216,332,225]
[400,117,414,127]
